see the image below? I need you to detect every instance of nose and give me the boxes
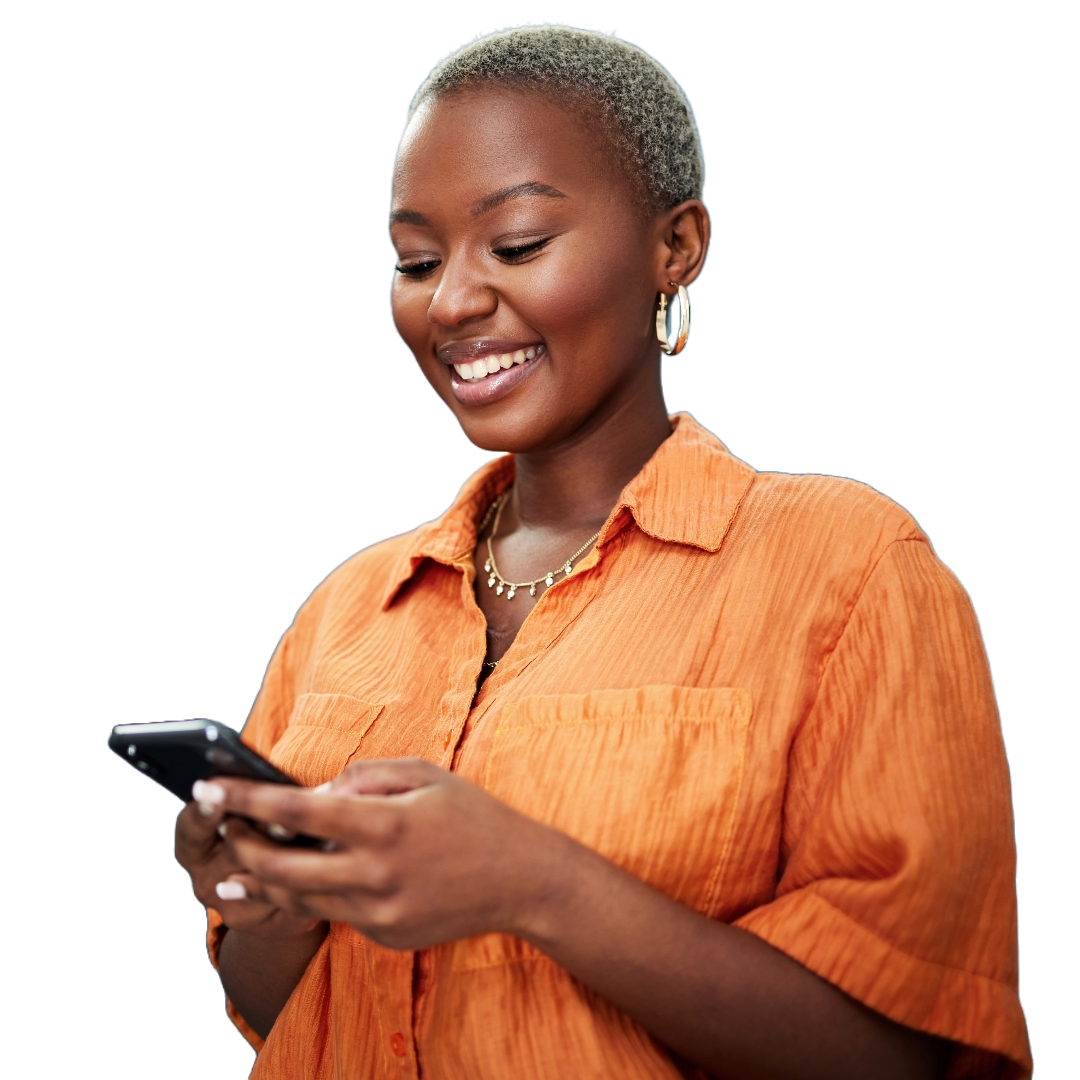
[426,247,497,327]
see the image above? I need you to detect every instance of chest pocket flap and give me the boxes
[484,685,751,910]
[268,693,383,788]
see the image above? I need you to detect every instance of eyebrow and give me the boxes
[471,181,567,217]
[389,182,567,229]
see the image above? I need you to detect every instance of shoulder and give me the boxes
[285,529,423,639]
[719,469,937,611]
[738,469,926,554]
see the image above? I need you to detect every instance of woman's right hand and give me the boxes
[174,780,322,938]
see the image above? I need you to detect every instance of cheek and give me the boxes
[390,283,454,405]
[390,278,419,341]
[391,281,429,350]
[521,236,650,353]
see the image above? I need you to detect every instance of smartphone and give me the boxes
[109,719,321,847]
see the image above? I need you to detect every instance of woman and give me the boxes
[175,27,1030,1080]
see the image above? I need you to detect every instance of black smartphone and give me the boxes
[109,719,322,847]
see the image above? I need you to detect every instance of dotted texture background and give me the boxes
[2,4,993,725]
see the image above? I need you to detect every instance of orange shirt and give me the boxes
[208,414,1030,1079]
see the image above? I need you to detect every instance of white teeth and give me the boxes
[453,346,543,382]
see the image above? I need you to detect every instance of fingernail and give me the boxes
[215,880,247,901]
[217,822,228,838]
[192,780,225,805]
[314,781,332,792]
[267,823,292,840]
[197,801,216,818]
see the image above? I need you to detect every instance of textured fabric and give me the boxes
[206,414,1030,1079]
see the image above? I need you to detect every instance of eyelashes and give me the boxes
[395,237,552,279]
[492,237,550,261]
[395,259,440,279]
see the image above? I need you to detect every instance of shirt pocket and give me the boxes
[267,693,383,788]
[483,684,752,911]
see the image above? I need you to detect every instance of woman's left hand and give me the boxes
[207,759,562,950]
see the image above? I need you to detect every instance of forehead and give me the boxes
[392,89,624,212]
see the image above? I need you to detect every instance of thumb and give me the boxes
[328,758,443,798]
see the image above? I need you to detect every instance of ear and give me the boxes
[653,200,710,291]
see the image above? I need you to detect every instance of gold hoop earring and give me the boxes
[656,282,690,355]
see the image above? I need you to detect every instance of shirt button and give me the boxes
[389,1031,406,1058]
[443,728,453,749]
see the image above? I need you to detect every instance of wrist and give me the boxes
[224,916,328,942]
[503,822,601,947]
[227,920,329,957]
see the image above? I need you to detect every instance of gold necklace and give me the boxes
[482,490,601,600]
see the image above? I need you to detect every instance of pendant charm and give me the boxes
[507,586,516,599]
[545,572,554,587]
[487,575,496,588]
[529,583,536,596]
[495,583,504,596]
[484,558,492,573]
[563,561,573,576]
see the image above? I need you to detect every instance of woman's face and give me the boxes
[390,88,694,454]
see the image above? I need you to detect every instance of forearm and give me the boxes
[517,834,947,1080]
[218,922,328,1040]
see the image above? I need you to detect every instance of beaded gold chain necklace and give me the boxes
[481,490,601,601]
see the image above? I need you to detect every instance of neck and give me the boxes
[509,362,673,533]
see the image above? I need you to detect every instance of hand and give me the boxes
[174,782,324,939]
[207,759,564,949]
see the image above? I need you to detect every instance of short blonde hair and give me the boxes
[410,25,704,211]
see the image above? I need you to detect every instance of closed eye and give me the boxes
[395,238,552,278]
[492,237,551,262]
[395,258,441,278]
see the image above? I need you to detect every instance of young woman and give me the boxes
[175,27,1030,1080]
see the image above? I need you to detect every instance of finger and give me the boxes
[192,778,228,819]
[330,758,444,797]
[175,799,228,862]
[213,864,358,927]
[214,870,262,903]
[225,818,398,896]
[208,779,402,846]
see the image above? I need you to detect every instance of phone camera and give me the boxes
[205,726,219,742]
[127,745,137,757]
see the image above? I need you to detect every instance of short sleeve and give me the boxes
[734,539,1031,1078]
[239,623,299,758]
[204,618,304,1050]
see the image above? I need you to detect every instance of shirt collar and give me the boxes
[380,413,755,609]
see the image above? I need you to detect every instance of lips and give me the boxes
[437,341,546,406]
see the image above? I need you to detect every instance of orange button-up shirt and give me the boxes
[208,414,1030,1079]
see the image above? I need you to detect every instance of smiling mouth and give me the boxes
[452,344,545,381]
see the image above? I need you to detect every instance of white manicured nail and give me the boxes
[267,823,292,840]
[215,880,247,901]
[192,780,225,805]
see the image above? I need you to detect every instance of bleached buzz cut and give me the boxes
[409,25,704,212]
